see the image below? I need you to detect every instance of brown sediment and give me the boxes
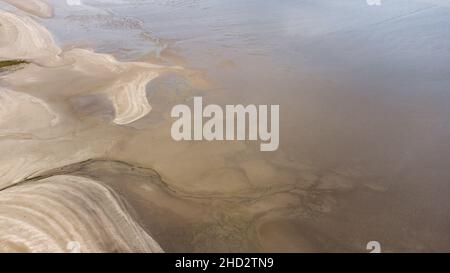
[0,3,178,252]
[0,3,385,253]
[2,0,449,253]
[2,158,339,252]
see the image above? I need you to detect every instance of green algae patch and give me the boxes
[0,60,28,69]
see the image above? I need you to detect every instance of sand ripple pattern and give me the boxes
[0,2,178,252]
[0,0,53,18]
[0,10,182,125]
[59,48,168,125]
[0,175,163,253]
[0,11,60,63]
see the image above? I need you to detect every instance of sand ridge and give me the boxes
[0,11,60,63]
[2,0,448,253]
[0,175,163,253]
[0,0,53,18]
[0,1,177,252]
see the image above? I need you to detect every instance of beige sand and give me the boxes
[3,0,447,253]
[0,11,60,63]
[1,0,53,18]
[0,6,358,252]
[0,2,176,252]
[0,175,162,252]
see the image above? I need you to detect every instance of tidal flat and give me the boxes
[0,0,449,252]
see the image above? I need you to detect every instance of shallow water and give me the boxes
[1,0,450,252]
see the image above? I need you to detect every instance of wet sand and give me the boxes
[0,0,449,252]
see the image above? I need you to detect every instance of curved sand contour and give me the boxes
[0,175,163,253]
[0,0,53,18]
[0,1,176,252]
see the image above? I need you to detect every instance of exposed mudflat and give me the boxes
[0,0,449,252]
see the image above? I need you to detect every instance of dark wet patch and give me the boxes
[0,60,28,69]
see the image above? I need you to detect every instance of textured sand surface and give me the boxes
[0,11,60,63]
[0,0,449,253]
[0,1,171,252]
[1,0,53,18]
[0,175,162,253]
